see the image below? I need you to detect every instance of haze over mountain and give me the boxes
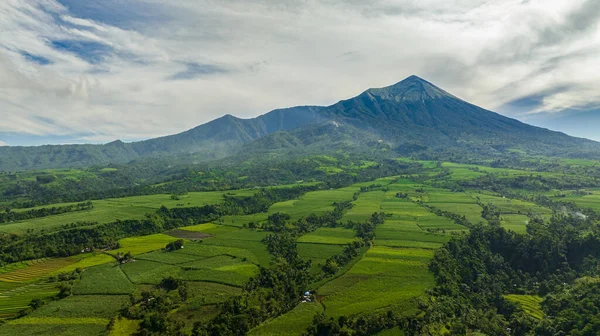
[1,76,599,171]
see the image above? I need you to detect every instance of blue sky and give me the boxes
[1,0,600,147]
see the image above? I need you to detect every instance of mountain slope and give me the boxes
[2,75,600,172]
[0,106,323,171]
[315,76,600,157]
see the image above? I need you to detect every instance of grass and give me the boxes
[248,302,323,336]
[72,263,135,295]
[505,294,544,319]
[319,246,434,317]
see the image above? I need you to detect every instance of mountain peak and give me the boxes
[366,75,453,102]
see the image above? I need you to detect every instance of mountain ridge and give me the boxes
[1,75,599,171]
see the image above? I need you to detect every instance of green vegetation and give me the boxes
[72,263,135,295]
[3,153,600,335]
[505,295,544,319]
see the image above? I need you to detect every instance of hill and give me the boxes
[0,106,323,171]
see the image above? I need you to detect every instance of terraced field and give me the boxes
[505,294,544,319]
[0,258,78,283]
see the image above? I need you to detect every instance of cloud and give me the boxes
[1,0,600,145]
[168,62,230,80]
[0,141,7,146]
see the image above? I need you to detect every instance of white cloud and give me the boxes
[0,141,8,146]
[0,0,600,144]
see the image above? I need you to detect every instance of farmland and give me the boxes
[1,158,596,335]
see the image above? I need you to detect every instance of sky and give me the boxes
[0,0,599,146]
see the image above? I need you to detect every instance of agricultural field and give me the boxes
[72,263,135,295]
[319,246,435,317]
[343,190,385,222]
[268,186,360,220]
[248,302,323,336]
[0,282,59,318]
[297,227,357,245]
[109,233,180,256]
[505,295,544,319]
[2,158,594,335]
[546,188,600,211]
[0,257,79,283]
[0,189,254,235]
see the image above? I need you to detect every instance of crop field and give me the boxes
[319,246,434,317]
[1,189,254,235]
[298,243,344,274]
[472,193,552,216]
[109,233,180,256]
[297,227,357,245]
[501,214,531,233]
[52,253,116,275]
[121,239,261,287]
[120,260,176,284]
[186,282,241,305]
[0,257,78,283]
[248,302,323,336]
[268,186,360,220]
[0,321,107,336]
[343,190,385,222]
[178,263,258,286]
[0,295,128,335]
[547,189,600,211]
[200,235,271,266]
[214,213,270,228]
[109,317,140,336]
[0,283,59,318]
[72,263,135,295]
[505,294,544,319]
[28,295,130,318]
